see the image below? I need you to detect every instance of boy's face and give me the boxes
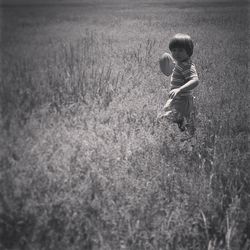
[170,47,189,63]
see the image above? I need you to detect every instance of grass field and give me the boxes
[0,1,250,249]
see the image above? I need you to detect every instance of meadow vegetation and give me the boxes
[0,1,249,249]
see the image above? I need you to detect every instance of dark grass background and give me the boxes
[0,0,249,249]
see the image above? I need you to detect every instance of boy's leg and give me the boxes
[173,112,186,132]
[157,98,174,120]
[171,96,190,132]
[186,106,196,136]
[177,117,185,132]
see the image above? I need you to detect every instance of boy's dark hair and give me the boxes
[169,33,194,57]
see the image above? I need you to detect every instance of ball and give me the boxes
[159,52,175,76]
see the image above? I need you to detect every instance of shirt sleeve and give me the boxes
[182,63,198,81]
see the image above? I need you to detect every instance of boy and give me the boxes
[159,33,199,135]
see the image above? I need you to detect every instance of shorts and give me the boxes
[171,95,194,119]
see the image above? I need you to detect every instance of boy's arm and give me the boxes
[169,77,199,99]
[180,77,199,92]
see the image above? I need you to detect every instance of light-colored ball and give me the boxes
[159,52,175,76]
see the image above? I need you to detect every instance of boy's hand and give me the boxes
[169,88,181,99]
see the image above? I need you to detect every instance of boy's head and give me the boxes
[169,33,194,57]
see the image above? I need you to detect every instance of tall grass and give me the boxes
[0,2,250,250]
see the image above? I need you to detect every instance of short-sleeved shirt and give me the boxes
[170,59,198,96]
